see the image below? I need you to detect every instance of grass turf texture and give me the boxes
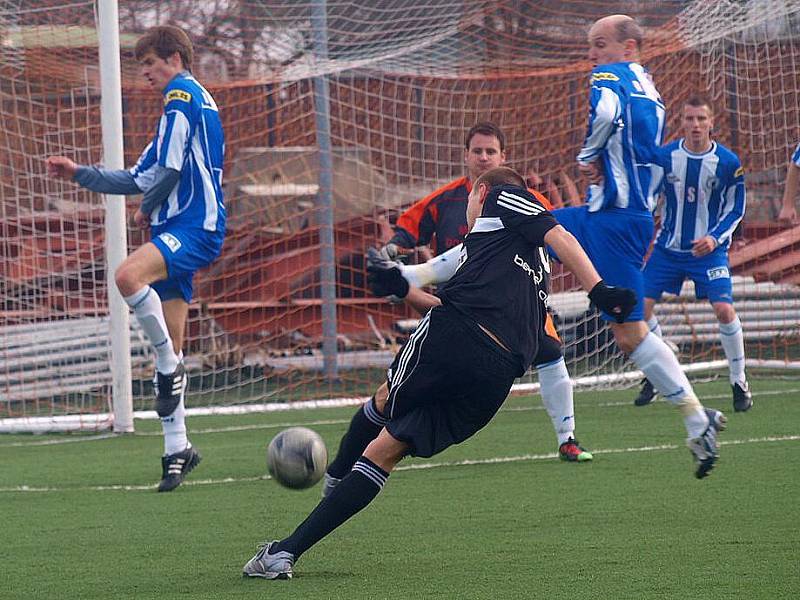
[2,377,798,599]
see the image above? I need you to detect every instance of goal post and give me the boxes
[97,0,133,433]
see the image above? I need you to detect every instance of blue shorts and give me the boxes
[643,245,733,304]
[150,227,224,303]
[551,206,653,322]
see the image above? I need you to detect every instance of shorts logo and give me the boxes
[592,72,620,82]
[707,266,729,281]
[165,89,191,104]
[158,233,182,253]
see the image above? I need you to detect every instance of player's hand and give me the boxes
[578,161,603,186]
[46,156,78,180]
[366,247,409,299]
[378,242,413,263]
[588,281,637,324]
[778,204,798,225]
[132,208,150,229]
[691,236,717,257]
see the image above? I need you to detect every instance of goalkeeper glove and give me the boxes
[378,242,403,262]
[366,247,410,299]
[588,281,637,324]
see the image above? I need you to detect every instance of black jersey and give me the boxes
[437,185,558,375]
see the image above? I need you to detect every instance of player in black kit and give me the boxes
[242,167,637,580]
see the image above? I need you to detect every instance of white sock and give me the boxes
[537,357,575,445]
[630,332,707,438]
[124,286,179,375]
[719,316,746,386]
[400,243,462,288]
[646,315,663,338]
[161,396,189,455]
[683,408,710,440]
[161,350,189,455]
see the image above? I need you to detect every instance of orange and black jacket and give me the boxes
[390,176,554,256]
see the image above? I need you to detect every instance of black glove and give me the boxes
[366,247,410,299]
[588,281,637,324]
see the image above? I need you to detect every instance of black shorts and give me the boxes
[384,305,520,458]
[532,333,563,367]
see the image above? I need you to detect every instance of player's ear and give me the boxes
[623,38,637,57]
[478,182,490,205]
[169,50,183,68]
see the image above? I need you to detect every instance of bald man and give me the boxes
[549,15,726,479]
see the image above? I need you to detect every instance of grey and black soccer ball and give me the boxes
[267,427,328,490]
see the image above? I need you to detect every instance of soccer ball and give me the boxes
[267,427,328,490]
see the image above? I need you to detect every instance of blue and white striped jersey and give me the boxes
[792,142,800,166]
[654,139,746,252]
[130,72,226,234]
[578,62,666,213]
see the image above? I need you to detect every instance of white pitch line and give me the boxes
[505,386,800,412]
[1,434,797,494]
[0,433,119,447]
[2,387,798,447]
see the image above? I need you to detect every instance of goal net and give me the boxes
[2,0,800,431]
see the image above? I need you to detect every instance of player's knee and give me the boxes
[114,263,139,297]
[363,429,407,472]
[373,382,389,414]
[616,337,638,354]
[612,323,647,354]
[713,302,736,324]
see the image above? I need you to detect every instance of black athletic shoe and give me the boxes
[634,378,658,406]
[154,362,187,418]
[688,409,725,480]
[158,445,201,492]
[732,382,753,412]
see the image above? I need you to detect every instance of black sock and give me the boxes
[275,456,389,558]
[326,397,386,479]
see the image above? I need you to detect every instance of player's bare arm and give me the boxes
[779,161,799,223]
[404,286,441,314]
[578,161,603,186]
[544,224,636,323]
[559,170,582,205]
[132,208,150,229]
[544,225,601,291]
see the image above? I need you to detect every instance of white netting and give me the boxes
[2,0,800,431]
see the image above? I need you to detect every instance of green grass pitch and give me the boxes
[2,377,799,599]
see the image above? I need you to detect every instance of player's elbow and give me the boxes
[543,224,574,250]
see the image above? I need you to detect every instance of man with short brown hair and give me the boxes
[636,95,751,412]
[242,166,637,580]
[46,25,225,491]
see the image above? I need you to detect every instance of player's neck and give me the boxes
[683,138,713,154]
